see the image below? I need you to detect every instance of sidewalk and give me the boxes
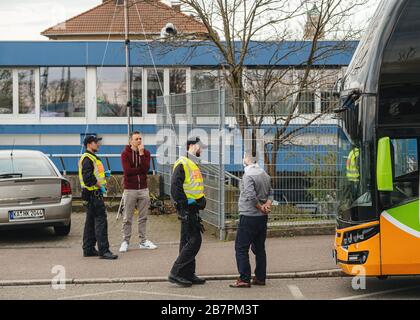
[0,213,337,282]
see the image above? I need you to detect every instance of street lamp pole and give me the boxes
[124,0,132,137]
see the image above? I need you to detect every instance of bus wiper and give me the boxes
[0,173,23,179]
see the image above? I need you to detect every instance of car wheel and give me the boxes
[54,221,71,236]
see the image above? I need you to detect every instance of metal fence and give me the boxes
[156,88,338,240]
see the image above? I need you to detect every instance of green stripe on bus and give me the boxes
[386,200,420,232]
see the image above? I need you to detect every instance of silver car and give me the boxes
[0,150,72,236]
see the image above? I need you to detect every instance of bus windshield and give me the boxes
[379,0,420,125]
[337,96,374,222]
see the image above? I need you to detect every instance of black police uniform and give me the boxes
[169,153,206,285]
[81,151,111,257]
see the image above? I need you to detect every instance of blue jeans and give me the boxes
[235,215,268,283]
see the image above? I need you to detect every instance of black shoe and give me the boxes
[83,249,99,257]
[190,275,206,285]
[99,251,118,260]
[168,274,193,287]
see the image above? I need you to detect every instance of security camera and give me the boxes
[160,23,178,38]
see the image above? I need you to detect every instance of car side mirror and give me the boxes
[377,137,393,191]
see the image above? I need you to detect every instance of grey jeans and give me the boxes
[122,189,150,243]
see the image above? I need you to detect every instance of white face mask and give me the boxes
[243,159,248,167]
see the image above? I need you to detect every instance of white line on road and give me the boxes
[57,289,206,300]
[287,285,305,300]
[125,289,206,299]
[335,285,420,300]
[57,289,128,300]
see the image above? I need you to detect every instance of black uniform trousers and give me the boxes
[82,191,110,256]
[170,208,202,280]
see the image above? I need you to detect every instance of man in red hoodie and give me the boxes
[119,131,157,252]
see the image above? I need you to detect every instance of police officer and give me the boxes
[79,135,118,260]
[168,137,206,287]
[346,147,360,182]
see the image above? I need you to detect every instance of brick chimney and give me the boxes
[171,1,181,12]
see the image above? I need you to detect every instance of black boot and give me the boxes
[99,251,118,260]
[190,275,206,285]
[83,249,99,257]
[168,274,193,287]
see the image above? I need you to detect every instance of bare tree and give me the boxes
[162,0,370,180]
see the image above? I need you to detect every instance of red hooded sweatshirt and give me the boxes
[121,145,151,190]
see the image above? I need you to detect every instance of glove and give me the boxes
[196,197,206,210]
[100,186,107,194]
[187,199,196,206]
[104,170,111,177]
[177,209,189,222]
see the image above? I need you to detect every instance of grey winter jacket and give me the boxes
[238,164,273,217]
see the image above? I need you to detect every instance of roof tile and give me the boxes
[41,0,208,36]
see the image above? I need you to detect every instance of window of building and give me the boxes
[147,69,164,114]
[18,69,36,114]
[40,67,85,117]
[169,69,186,114]
[0,69,13,115]
[190,70,222,116]
[132,67,142,117]
[298,91,315,114]
[97,67,127,117]
[191,70,218,91]
[321,91,338,113]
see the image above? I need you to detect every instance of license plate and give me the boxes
[9,209,45,221]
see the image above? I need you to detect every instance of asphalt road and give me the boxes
[2,276,420,300]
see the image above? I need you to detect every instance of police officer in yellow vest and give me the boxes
[79,135,118,260]
[168,137,206,287]
[346,147,360,182]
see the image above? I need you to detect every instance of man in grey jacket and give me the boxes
[230,153,273,288]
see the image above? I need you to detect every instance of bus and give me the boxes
[333,0,420,277]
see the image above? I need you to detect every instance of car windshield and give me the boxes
[0,155,57,178]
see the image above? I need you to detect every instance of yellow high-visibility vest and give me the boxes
[346,148,360,182]
[78,152,106,191]
[173,156,204,200]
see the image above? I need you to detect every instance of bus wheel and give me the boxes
[377,276,388,280]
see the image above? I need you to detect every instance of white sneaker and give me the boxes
[139,239,157,250]
[119,241,129,252]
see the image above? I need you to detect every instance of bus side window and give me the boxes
[386,138,419,207]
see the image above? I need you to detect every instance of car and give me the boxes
[0,150,72,236]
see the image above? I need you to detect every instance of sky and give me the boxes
[0,0,380,41]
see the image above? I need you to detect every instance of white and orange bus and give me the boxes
[334,0,420,277]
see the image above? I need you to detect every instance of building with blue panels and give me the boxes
[0,40,356,172]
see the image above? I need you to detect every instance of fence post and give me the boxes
[218,87,226,241]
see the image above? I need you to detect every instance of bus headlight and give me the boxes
[342,225,379,246]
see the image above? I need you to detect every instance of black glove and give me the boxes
[196,197,206,210]
[177,208,189,222]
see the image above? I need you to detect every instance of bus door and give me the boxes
[379,137,420,274]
